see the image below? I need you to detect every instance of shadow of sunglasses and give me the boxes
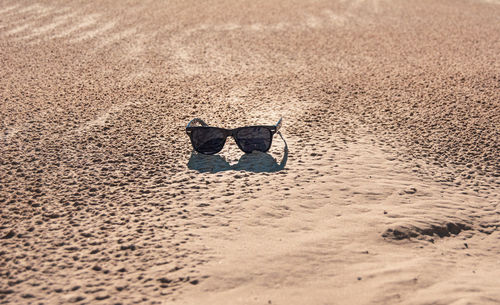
[187,141,288,173]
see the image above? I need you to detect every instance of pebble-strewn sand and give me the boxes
[1,0,499,304]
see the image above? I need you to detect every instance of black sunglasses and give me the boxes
[186,118,283,155]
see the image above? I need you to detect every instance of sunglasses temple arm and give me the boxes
[275,118,282,133]
[186,118,209,128]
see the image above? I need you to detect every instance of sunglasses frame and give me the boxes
[186,118,282,155]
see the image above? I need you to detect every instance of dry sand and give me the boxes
[1,0,499,304]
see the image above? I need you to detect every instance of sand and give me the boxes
[0,0,499,304]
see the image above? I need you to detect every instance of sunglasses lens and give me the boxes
[235,127,272,153]
[191,128,226,154]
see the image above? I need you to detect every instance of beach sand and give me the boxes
[1,0,499,304]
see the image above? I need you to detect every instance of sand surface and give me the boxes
[1,0,499,304]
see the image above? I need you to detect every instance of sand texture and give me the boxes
[1,0,499,304]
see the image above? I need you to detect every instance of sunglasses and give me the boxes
[186,118,283,155]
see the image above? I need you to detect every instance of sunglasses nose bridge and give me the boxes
[227,129,237,138]
[221,129,236,144]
